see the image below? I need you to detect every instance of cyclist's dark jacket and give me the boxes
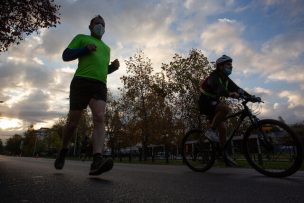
[199,69,250,117]
[201,69,250,100]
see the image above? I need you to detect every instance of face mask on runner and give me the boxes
[223,66,232,76]
[93,24,105,37]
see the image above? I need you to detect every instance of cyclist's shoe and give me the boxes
[89,155,113,176]
[54,148,68,170]
[223,151,238,168]
[205,129,220,143]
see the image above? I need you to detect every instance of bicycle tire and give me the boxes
[181,129,216,172]
[243,119,303,177]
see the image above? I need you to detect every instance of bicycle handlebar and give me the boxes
[240,94,263,104]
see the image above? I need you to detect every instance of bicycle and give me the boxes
[181,95,303,177]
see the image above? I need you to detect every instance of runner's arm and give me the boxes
[227,78,251,97]
[62,47,90,61]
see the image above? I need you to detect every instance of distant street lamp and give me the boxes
[33,134,38,156]
[33,131,42,157]
[74,128,78,156]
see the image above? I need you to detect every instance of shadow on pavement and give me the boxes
[88,177,113,185]
[53,172,65,176]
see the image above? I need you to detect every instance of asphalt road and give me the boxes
[0,155,303,203]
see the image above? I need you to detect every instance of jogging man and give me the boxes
[199,55,251,167]
[54,15,119,175]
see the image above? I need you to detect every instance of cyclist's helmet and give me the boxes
[215,55,232,68]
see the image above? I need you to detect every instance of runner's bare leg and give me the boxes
[89,99,106,154]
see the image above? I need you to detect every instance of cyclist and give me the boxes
[199,55,250,167]
[54,15,119,175]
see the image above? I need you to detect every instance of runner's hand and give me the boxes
[111,59,120,69]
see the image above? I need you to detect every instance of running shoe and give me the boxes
[54,148,68,170]
[89,156,113,176]
[205,129,220,143]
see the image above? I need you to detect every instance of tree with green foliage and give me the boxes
[73,109,93,155]
[0,0,61,52]
[291,121,304,145]
[5,134,23,155]
[22,125,37,156]
[162,49,213,130]
[148,72,176,148]
[49,117,66,151]
[121,51,155,160]
[105,92,124,157]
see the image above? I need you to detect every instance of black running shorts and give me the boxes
[69,76,107,110]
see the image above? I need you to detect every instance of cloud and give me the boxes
[243,87,304,124]
[200,17,304,82]
[1,0,304,141]
[251,87,272,98]
[201,18,248,56]
[218,18,237,24]
[0,44,71,133]
[264,0,282,5]
[261,33,304,62]
[0,117,23,131]
[258,101,304,124]
[184,0,234,14]
[279,90,304,109]
[267,67,304,84]
[262,0,304,17]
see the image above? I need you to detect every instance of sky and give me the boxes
[0,0,304,141]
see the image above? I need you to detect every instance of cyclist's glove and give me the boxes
[250,95,262,103]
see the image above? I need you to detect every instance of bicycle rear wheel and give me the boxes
[243,119,303,177]
[181,129,216,172]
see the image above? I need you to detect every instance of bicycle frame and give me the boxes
[223,100,260,149]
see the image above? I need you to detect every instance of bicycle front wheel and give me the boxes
[243,119,303,177]
[181,129,216,172]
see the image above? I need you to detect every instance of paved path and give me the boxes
[0,155,303,202]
